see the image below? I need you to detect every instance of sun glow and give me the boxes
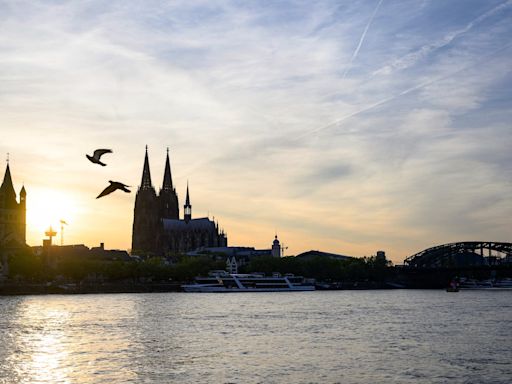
[26,187,80,242]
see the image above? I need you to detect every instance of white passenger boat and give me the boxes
[182,271,315,292]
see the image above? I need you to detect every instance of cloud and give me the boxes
[0,0,511,262]
[373,0,512,76]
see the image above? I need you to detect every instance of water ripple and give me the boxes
[0,291,511,383]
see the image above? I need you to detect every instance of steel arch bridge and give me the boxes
[404,242,512,268]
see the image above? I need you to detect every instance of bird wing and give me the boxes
[93,149,112,160]
[111,182,131,193]
[96,183,117,198]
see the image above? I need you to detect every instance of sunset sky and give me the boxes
[1,0,511,263]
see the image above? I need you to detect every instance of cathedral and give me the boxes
[131,147,227,256]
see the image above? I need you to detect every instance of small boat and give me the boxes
[446,279,459,292]
[182,271,315,292]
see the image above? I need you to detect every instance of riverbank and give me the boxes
[0,280,403,295]
[0,281,183,295]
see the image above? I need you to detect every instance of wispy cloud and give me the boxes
[373,0,512,76]
[1,0,511,262]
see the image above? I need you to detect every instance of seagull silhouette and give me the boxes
[96,181,131,199]
[86,149,112,166]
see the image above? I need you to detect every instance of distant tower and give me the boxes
[44,226,57,246]
[19,185,26,244]
[0,159,26,245]
[131,146,160,255]
[271,235,281,258]
[159,148,179,219]
[184,182,192,223]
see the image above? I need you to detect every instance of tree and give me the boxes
[8,248,44,281]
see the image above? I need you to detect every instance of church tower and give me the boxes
[271,235,281,258]
[0,160,26,246]
[159,148,179,219]
[131,146,160,255]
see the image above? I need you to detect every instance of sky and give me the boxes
[1,0,511,264]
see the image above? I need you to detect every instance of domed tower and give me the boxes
[131,146,160,256]
[271,235,281,258]
[159,148,179,219]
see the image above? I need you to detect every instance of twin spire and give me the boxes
[140,146,175,192]
[140,146,190,216]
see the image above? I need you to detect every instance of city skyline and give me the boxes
[1,0,511,263]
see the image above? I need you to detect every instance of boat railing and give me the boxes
[231,275,245,289]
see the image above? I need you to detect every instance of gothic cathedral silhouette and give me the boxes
[131,147,227,256]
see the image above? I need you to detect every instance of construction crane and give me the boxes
[281,243,289,257]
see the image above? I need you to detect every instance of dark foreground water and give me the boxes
[0,290,511,383]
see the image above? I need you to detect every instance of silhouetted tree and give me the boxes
[8,248,44,281]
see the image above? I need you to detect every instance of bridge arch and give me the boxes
[404,242,512,268]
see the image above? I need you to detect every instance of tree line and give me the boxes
[5,247,392,284]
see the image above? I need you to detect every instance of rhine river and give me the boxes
[0,290,511,383]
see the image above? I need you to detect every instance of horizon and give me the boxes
[1,0,511,264]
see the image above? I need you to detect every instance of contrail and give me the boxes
[374,0,512,76]
[296,41,512,141]
[342,0,384,79]
[180,42,511,175]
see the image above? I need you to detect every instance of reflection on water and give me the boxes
[1,296,138,383]
[1,291,511,383]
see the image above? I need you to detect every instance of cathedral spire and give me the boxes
[184,181,192,222]
[162,147,174,191]
[140,145,153,190]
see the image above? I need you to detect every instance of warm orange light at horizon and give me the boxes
[26,188,80,243]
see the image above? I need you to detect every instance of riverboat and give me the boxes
[181,271,315,292]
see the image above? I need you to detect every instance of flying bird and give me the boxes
[96,181,131,199]
[86,149,112,166]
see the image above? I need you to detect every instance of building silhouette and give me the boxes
[131,147,227,256]
[0,162,26,245]
[0,161,27,276]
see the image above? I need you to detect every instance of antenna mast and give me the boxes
[60,219,68,246]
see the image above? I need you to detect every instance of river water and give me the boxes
[0,290,510,383]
